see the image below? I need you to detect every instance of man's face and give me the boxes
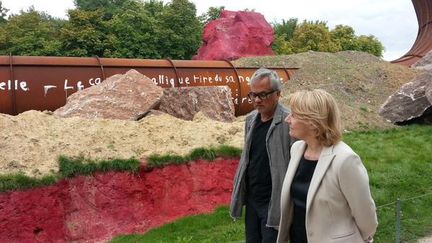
[249,77,280,116]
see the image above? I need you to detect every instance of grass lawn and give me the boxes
[112,125,432,243]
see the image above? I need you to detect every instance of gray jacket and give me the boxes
[230,103,292,227]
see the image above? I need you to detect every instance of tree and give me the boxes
[199,6,224,26]
[331,24,356,51]
[273,18,297,41]
[272,18,297,55]
[290,20,339,53]
[0,8,63,56]
[60,9,109,57]
[73,0,133,19]
[0,1,9,24]
[143,0,164,18]
[105,2,161,58]
[354,35,385,57]
[272,34,294,55]
[157,0,202,59]
[271,19,385,57]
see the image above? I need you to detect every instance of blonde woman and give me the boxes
[277,89,377,243]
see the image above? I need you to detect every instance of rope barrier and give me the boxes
[376,188,432,209]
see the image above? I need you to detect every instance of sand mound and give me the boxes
[0,111,244,177]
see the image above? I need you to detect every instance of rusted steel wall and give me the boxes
[391,0,432,66]
[0,56,297,116]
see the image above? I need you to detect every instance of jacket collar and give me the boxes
[306,145,336,211]
[284,141,307,191]
[272,103,285,125]
[283,141,337,213]
[249,103,285,127]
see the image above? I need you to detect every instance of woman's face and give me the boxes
[285,112,316,140]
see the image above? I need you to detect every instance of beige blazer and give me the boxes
[277,141,378,243]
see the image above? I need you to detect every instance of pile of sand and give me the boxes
[0,111,244,177]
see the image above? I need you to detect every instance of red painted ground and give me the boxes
[0,158,239,242]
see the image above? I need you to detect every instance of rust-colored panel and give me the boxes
[0,56,297,116]
[391,0,432,66]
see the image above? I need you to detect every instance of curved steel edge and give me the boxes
[391,0,432,66]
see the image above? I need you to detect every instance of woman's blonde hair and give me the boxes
[288,89,342,146]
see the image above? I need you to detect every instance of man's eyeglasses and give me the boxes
[247,90,277,100]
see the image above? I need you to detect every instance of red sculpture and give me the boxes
[193,10,275,61]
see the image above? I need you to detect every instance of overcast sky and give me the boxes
[1,0,418,61]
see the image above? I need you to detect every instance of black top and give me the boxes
[290,155,318,243]
[246,114,273,208]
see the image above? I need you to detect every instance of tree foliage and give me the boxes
[273,18,297,41]
[199,6,225,26]
[73,0,132,19]
[157,0,202,59]
[272,35,294,55]
[143,0,164,18]
[273,19,384,57]
[0,1,8,24]
[60,9,109,57]
[272,18,297,55]
[0,8,64,56]
[105,1,161,58]
[290,20,339,53]
[59,0,202,59]
[331,24,356,51]
[0,0,385,59]
[355,35,385,57]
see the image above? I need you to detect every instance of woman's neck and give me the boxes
[304,139,323,161]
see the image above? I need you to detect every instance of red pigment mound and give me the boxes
[193,10,275,60]
[0,158,238,242]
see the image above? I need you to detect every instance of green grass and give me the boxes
[110,206,245,243]
[58,156,140,178]
[0,145,242,193]
[112,125,432,243]
[0,173,59,192]
[0,157,140,192]
[147,145,241,168]
[344,125,432,242]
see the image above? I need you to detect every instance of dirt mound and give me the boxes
[234,51,421,130]
[0,51,420,178]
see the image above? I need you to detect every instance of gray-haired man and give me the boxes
[230,68,293,242]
